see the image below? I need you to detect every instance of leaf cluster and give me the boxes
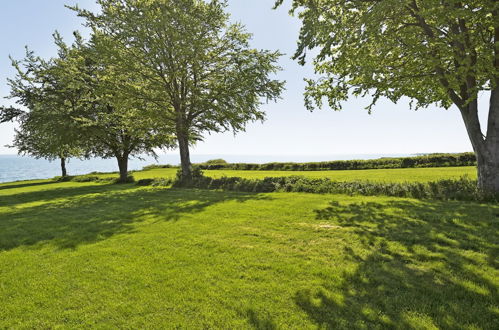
[276,0,498,112]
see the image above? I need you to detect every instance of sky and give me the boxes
[0,0,486,157]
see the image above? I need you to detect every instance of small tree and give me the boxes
[4,33,174,182]
[72,0,285,181]
[54,33,175,182]
[9,110,77,177]
[276,0,499,193]
[2,48,85,177]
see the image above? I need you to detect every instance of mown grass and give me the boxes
[93,166,478,183]
[0,179,497,328]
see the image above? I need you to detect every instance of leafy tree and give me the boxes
[53,33,175,182]
[275,0,499,193]
[3,32,174,182]
[8,110,77,177]
[71,0,285,181]
[2,47,85,177]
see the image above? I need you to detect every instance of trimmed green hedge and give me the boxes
[139,171,495,202]
[54,174,135,184]
[55,168,495,202]
[194,153,476,171]
[142,164,176,170]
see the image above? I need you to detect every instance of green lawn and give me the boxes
[122,166,478,183]
[0,179,497,328]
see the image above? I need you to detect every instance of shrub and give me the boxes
[71,175,102,182]
[193,152,476,172]
[114,175,135,184]
[203,159,228,165]
[136,178,156,186]
[142,164,175,171]
[53,174,135,184]
[137,178,173,187]
[173,166,205,187]
[144,173,496,203]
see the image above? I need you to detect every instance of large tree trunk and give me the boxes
[116,154,129,183]
[177,132,192,181]
[60,157,67,177]
[476,24,499,194]
[459,88,499,194]
[175,112,192,181]
[477,86,499,193]
[476,150,499,193]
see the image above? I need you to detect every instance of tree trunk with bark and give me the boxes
[459,87,499,194]
[60,157,67,177]
[175,112,192,182]
[476,149,499,193]
[177,131,192,182]
[477,86,499,193]
[116,154,129,183]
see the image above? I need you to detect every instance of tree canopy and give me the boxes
[57,32,176,181]
[2,43,87,176]
[276,0,499,192]
[276,0,497,111]
[3,31,176,181]
[72,0,285,180]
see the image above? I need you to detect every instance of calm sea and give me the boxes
[0,153,411,183]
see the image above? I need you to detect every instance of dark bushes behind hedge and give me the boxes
[142,164,176,170]
[195,153,476,171]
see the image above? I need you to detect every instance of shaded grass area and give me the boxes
[91,166,478,183]
[0,180,497,328]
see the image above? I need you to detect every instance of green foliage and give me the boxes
[141,164,176,171]
[275,0,498,112]
[5,30,177,180]
[276,0,499,192]
[71,0,285,174]
[52,33,175,162]
[4,45,86,163]
[136,178,173,187]
[174,166,205,187]
[194,153,476,171]
[202,159,229,166]
[53,174,135,184]
[0,106,24,123]
[139,173,496,202]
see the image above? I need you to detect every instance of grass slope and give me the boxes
[1,179,497,328]
[98,166,478,183]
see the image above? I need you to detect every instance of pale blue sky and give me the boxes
[0,0,484,156]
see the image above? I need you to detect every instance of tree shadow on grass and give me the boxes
[0,180,57,191]
[0,184,270,251]
[297,200,499,329]
[244,308,277,330]
[0,183,133,207]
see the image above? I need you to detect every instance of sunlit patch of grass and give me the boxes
[123,166,477,183]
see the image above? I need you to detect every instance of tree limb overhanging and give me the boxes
[276,0,499,192]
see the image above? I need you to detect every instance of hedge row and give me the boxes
[195,153,476,171]
[142,153,476,172]
[137,173,496,202]
[54,174,135,184]
[142,164,176,170]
